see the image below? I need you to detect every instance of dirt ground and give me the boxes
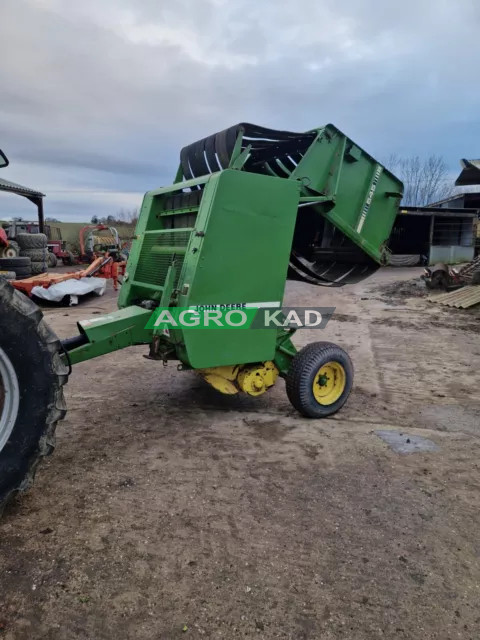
[1,267,480,640]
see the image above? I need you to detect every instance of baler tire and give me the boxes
[20,249,48,262]
[286,342,353,418]
[0,280,68,515]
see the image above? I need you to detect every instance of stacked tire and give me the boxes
[17,233,48,276]
[0,271,16,281]
[0,257,32,280]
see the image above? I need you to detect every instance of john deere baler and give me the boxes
[61,122,402,418]
[0,124,405,513]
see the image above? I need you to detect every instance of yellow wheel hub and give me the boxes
[312,361,346,405]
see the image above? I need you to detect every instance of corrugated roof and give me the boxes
[455,159,480,187]
[0,177,44,199]
[428,285,480,309]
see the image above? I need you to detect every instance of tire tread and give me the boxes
[0,280,68,515]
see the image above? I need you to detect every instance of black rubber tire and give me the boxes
[63,251,75,266]
[31,262,48,275]
[8,241,20,257]
[16,233,47,250]
[0,247,16,259]
[47,252,58,268]
[0,280,68,515]
[0,257,31,269]
[11,267,32,278]
[0,241,20,259]
[20,249,47,262]
[286,341,354,418]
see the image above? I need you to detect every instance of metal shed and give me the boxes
[0,177,46,232]
[390,206,477,265]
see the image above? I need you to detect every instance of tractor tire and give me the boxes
[47,252,58,268]
[63,251,75,266]
[0,247,16,259]
[16,233,48,250]
[0,257,32,280]
[20,249,47,262]
[11,267,33,279]
[1,241,20,259]
[286,342,354,418]
[0,279,68,515]
[0,271,16,281]
[0,257,31,269]
[31,262,48,276]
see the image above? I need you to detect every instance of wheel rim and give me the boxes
[0,347,20,453]
[312,361,346,405]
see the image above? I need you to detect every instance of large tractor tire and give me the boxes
[20,249,47,262]
[47,252,58,268]
[0,279,68,514]
[63,251,75,266]
[31,262,48,276]
[286,342,354,418]
[16,233,47,250]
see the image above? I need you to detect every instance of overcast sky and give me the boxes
[0,0,479,221]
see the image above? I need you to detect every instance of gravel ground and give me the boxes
[1,267,479,640]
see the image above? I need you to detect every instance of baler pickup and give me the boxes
[178,122,403,285]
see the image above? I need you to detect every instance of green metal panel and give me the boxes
[117,169,300,370]
[66,306,153,365]
[290,124,403,264]
[176,170,301,368]
[118,176,210,308]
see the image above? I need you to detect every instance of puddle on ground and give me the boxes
[375,430,439,454]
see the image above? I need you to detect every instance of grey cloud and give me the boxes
[0,0,479,220]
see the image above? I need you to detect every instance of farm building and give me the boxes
[389,159,480,265]
[389,205,477,265]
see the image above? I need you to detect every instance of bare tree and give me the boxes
[112,208,139,226]
[386,154,454,206]
[94,208,139,227]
